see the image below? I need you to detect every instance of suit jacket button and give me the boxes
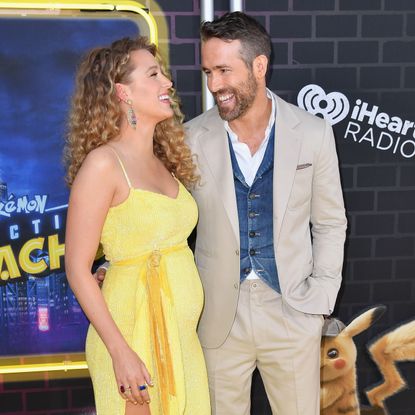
[234,283,239,289]
[235,249,239,255]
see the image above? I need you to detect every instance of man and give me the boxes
[96,11,347,414]
[186,12,347,415]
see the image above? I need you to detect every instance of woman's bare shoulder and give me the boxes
[72,145,120,190]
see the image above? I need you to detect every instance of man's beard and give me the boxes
[214,71,258,122]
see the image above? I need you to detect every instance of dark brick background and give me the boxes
[1,0,414,414]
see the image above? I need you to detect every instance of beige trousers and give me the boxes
[202,279,323,415]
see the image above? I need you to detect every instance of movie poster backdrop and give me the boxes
[0,17,140,356]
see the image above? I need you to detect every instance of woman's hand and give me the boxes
[112,345,153,405]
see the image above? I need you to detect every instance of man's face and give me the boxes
[201,38,257,121]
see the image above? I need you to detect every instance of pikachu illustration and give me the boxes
[320,306,415,415]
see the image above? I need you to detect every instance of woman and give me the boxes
[64,37,210,415]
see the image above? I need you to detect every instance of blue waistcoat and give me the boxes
[228,124,280,293]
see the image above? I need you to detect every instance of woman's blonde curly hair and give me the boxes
[64,37,198,188]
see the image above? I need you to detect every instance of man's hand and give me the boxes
[93,263,108,287]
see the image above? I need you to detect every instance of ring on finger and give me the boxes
[138,384,147,391]
[120,385,130,394]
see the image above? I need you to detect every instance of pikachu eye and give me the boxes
[327,348,339,359]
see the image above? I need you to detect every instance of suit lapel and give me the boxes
[195,96,302,247]
[198,110,240,244]
[273,95,302,246]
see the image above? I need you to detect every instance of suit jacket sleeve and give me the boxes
[310,120,347,314]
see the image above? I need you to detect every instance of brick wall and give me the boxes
[0,377,94,414]
[2,0,414,413]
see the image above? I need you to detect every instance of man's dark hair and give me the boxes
[200,11,271,69]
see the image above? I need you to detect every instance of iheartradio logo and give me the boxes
[297,84,415,159]
[297,84,350,125]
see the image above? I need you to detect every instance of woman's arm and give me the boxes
[65,149,151,405]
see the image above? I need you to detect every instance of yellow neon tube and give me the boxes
[116,1,158,43]
[0,0,158,44]
[0,360,88,374]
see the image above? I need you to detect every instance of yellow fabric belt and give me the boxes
[112,242,188,414]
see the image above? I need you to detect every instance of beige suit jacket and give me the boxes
[185,93,347,349]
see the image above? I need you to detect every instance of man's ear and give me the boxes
[253,55,268,80]
[115,83,128,102]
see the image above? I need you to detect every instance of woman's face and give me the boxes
[119,49,173,125]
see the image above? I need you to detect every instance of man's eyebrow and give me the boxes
[202,64,229,71]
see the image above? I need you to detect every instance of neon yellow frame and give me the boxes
[0,0,158,44]
[0,354,88,374]
[0,0,158,379]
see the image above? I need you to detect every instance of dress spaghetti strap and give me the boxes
[107,145,132,188]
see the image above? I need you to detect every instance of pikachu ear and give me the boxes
[343,305,386,338]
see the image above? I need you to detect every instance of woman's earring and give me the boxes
[126,99,137,129]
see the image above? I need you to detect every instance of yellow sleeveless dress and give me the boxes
[85,154,210,415]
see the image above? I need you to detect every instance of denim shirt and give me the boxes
[228,124,280,292]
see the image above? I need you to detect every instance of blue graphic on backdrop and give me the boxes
[0,17,140,355]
